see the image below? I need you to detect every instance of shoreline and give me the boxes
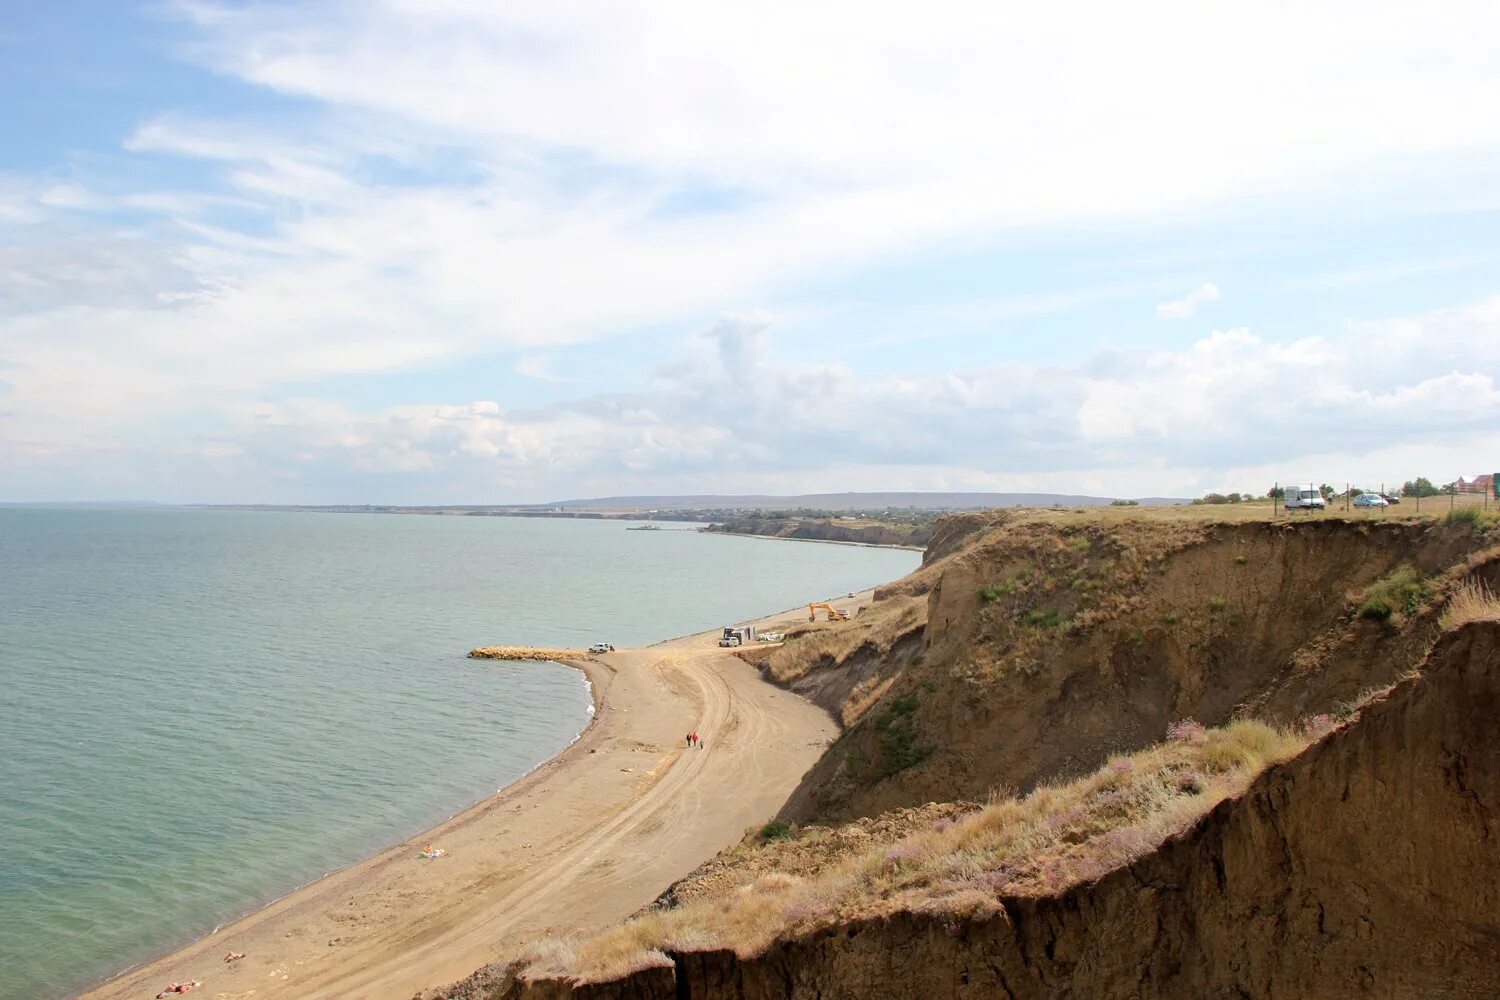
[77,658,608,998]
[178,505,931,553]
[77,594,864,1000]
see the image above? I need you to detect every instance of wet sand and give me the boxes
[78,594,867,1000]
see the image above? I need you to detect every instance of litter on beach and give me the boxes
[418,845,446,859]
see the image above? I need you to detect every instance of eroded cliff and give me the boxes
[501,621,1500,999]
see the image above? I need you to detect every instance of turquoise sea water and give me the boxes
[0,508,917,1000]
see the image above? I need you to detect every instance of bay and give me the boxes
[0,508,918,999]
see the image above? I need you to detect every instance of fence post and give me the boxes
[1273,482,1279,518]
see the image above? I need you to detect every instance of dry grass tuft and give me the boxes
[520,717,1318,985]
[1441,579,1500,629]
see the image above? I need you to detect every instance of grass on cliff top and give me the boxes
[517,717,1326,985]
[1003,491,1495,528]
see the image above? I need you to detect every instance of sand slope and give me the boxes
[78,603,852,1000]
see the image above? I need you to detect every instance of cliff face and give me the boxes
[782,517,1495,821]
[504,622,1500,1000]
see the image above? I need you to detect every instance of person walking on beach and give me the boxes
[686,732,694,748]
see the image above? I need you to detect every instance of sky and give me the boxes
[2,1,1499,504]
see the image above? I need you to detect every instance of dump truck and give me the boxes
[719,626,755,647]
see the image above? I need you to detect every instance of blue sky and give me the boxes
[2,1,1499,503]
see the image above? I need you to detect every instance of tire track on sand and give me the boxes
[301,649,745,998]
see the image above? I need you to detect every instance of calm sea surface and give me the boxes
[0,508,917,999]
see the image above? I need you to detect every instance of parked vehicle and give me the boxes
[1284,484,1326,510]
[588,642,615,653]
[1381,494,1401,505]
[1353,493,1388,508]
[719,626,754,647]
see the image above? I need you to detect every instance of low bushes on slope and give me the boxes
[794,516,1496,824]
[1356,564,1428,620]
[513,717,1320,986]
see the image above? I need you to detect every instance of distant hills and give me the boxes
[550,491,1187,511]
[2,492,1193,513]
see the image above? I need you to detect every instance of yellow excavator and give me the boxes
[808,602,850,622]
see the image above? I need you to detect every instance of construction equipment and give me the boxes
[808,603,850,622]
[719,626,755,647]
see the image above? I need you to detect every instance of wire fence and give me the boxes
[1273,476,1496,517]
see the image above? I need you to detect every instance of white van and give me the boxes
[1284,484,1326,510]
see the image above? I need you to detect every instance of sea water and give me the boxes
[0,508,917,999]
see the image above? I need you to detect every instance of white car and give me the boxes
[588,642,615,654]
[1352,493,1388,508]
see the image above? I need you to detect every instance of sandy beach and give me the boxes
[78,594,865,1000]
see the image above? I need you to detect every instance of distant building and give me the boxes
[1455,474,1496,496]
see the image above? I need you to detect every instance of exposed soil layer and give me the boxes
[497,621,1500,999]
[779,517,1497,822]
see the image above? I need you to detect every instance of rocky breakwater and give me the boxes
[468,646,596,661]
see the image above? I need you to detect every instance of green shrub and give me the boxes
[1022,609,1064,629]
[872,694,930,777]
[1110,499,1139,506]
[1209,596,1227,612]
[1162,610,1179,625]
[1234,554,1247,565]
[1444,506,1484,526]
[760,820,793,840]
[1067,536,1092,553]
[1358,565,1428,620]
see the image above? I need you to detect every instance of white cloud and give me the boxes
[8,296,1490,503]
[515,356,577,385]
[1156,283,1223,320]
[4,2,1500,499]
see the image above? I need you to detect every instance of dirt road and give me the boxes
[79,601,854,1000]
